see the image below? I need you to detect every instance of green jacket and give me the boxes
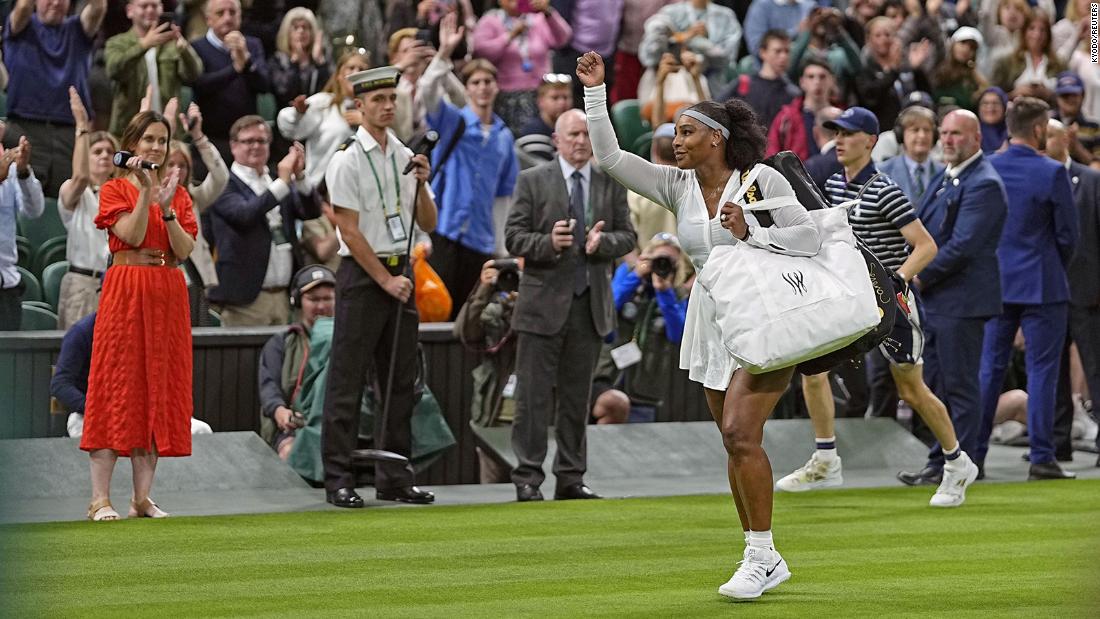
[105,29,203,136]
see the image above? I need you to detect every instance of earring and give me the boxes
[711,142,718,148]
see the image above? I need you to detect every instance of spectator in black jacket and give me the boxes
[258,265,336,460]
[855,16,931,132]
[190,0,272,164]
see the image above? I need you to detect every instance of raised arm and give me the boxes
[8,0,33,36]
[80,0,108,38]
[60,87,91,211]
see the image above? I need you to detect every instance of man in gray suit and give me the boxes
[877,106,945,205]
[1047,119,1100,464]
[504,108,636,502]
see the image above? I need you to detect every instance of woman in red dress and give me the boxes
[81,111,197,521]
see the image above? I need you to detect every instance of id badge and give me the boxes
[610,341,643,370]
[502,373,518,399]
[386,213,408,243]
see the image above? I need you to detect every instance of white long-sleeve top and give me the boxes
[277,92,355,188]
[583,84,819,272]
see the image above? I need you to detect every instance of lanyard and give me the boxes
[366,150,402,217]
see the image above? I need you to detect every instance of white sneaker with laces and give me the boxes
[775,453,843,492]
[718,546,791,600]
[929,452,979,507]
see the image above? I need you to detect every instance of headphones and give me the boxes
[893,106,939,149]
[289,265,335,308]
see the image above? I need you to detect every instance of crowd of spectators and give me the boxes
[2,0,1099,473]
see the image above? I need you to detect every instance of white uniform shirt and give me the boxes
[59,186,109,273]
[326,126,432,257]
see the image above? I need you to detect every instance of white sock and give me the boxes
[748,529,773,550]
[815,437,838,463]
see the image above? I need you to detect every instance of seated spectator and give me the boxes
[718,29,799,130]
[933,27,989,113]
[877,106,943,205]
[591,233,690,423]
[628,123,679,252]
[637,0,743,94]
[2,0,106,198]
[390,28,466,142]
[768,59,835,160]
[855,16,932,132]
[787,6,860,100]
[518,74,574,138]
[105,0,202,139]
[204,117,320,326]
[52,312,213,438]
[277,50,370,187]
[870,91,941,162]
[609,0,674,104]
[258,265,336,460]
[164,103,230,326]
[978,86,1010,153]
[1052,72,1100,166]
[979,0,1031,78]
[57,89,114,330]
[992,9,1064,101]
[0,134,43,331]
[642,50,709,127]
[190,0,272,163]
[743,0,815,55]
[473,0,572,131]
[423,16,519,310]
[804,106,844,192]
[269,7,331,110]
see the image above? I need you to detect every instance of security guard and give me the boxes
[321,66,439,508]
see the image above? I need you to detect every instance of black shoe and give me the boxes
[376,486,435,504]
[976,463,985,481]
[896,466,943,486]
[554,483,602,500]
[1096,453,1100,468]
[516,484,544,502]
[326,487,364,508]
[1028,461,1077,480]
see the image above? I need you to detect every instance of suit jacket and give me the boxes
[1067,161,1100,308]
[204,173,320,306]
[877,155,944,206]
[988,144,1080,305]
[505,158,636,337]
[190,34,271,140]
[915,154,1007,318]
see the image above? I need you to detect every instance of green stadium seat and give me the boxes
[42,261,68,311]
[15,266,41,302]
[16,235,32,270]
[610,99,650,152]
[207,309,222,326]
[21,300,53,311]
[631,131,654,160]
[33,235,67,277]
[20,303,58,330]
[18,197,66,248]
[257,93,277,123]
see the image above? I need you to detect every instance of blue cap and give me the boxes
[823,106,880,136]
[653,123,676,139]
[1055,72,1084,96]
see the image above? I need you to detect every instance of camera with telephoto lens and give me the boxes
[492,258,521,293]
[650,255,676,279]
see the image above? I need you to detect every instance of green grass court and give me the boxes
[2,481,1098,618]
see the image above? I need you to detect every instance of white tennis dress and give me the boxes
[584,84,821,390]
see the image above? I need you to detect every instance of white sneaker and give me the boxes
[718,546,791,600]
[929,453,979,508]
[775,453,842,492]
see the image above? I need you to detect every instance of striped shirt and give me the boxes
[825,163,916,271]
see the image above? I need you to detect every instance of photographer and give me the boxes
[592,233,689,423]
[788,6,860,101]
[258,265,336,460]
[455,258,522,429]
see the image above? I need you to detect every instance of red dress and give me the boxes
[80,179,198,457]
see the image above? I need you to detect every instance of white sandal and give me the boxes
[129,497,170,518]
[87,498,120,521]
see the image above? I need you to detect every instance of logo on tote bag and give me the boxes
[782,271,807,295]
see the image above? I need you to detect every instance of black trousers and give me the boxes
[1054,304,1100,455]
[429,233,492,321]
[321,257,418,493]
[511,291,602,489]
[0,284,22,331]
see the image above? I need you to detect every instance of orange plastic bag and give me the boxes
[413,244,452,322]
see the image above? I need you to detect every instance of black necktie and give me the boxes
[570,170,588,296]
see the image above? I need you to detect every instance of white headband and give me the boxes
[679,109,730,140]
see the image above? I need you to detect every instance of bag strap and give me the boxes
[835,172,884,213]
[730,163,776,227]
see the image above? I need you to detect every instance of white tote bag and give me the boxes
[695,166,880,374]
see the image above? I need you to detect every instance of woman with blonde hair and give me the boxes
[81,110,197,521]
[271,7,331,113]
[276,49,369,187]
[56,87,118,329]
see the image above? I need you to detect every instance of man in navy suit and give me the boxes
[976,97,1080,480]
[1047,119,1100,464]
[190,0,271,163]
[898,110,1008,485]
[205,116,319,326]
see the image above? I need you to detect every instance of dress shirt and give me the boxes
[0,164,45,288]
